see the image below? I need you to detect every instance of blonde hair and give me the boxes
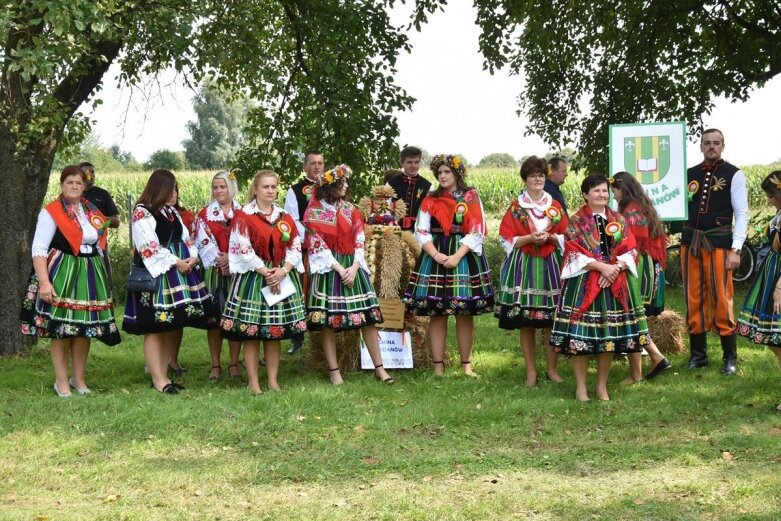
[248,170,279,203]
[211,170,239,201]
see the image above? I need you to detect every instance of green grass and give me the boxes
[2,287,781,520]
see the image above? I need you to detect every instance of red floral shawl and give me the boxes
[621,201,667,268]
[303,199,364,255]
[420,189,485,236]
[498,197,569,257]
[564,205,636,317]
[197,206,232,253]
[233,209,298,266]
[45,196,108,254]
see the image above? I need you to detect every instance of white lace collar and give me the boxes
[206,199,241,222]
[518,190,552,210]
[243,200,282,221]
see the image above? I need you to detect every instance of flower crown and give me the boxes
[317,164,352,186]
[771,175,781,191]
[430,154,467,178]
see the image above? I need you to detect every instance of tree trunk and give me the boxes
[0,133,57,355]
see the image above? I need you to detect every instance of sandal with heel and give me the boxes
[208,365,221,382]
[374,364,395,385]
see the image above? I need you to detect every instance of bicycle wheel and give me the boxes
[733,243,755,283]
[665,245,683,287]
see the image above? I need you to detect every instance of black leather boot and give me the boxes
[687,333,708,368]
[721,334,738,375]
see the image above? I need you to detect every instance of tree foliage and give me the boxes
[475,0,781,171]
[478,152,517,168]
[145,149,187,171]
[183,81,249,170]
[0,0,446,354]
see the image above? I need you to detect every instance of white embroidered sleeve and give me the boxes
[500,236,519,255]
[560,252,594,280]
[308,230,337,274]
[414,209,433,247]
[459,196,486,254]
[131,207,179,278]
[618,250,638,277]
[284,235,304,271]
[731,170,749,250]
[228,227,264,274]
[460,232,484,255]
[353,229,370,273]
[194,216,220,268]
[31,209,56,258]
[555,234,565,252]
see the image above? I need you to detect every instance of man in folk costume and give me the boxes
[283,149,324,354]
[682,128,748,374]
[387,146,432,231]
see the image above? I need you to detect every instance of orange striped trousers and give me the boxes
[680,245,736,335]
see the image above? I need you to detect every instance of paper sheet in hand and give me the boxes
[260,275,296,305]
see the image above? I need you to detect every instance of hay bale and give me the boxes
[647,309,686,354]
[305,315,434,372]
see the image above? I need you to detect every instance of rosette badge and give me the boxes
[544,206,561,224]
[687,180,699,202]
[605,221,623,242]
[276,221,292,242]
[455,202,468,224]
[89,214,108,230]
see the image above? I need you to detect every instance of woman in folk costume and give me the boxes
[610,172,672,382]
[495,156,568,386]
[303,165,394,386]
[195,171,243,381]
[220,170,307,394]
[550,173,649,402]
[403,154,494,377]
[738,171,781,411]
[20,166,120,397]
[123,169,216,394]
[167,191,197,376]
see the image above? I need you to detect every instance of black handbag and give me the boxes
[127,261,159,293]
[126,215,176,293]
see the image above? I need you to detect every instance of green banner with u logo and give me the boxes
[623,135,671,184]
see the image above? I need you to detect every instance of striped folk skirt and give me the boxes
[494,249,561,329]
[550,272,649,355]
[638,252,665,317]
[403,233,494,316]
[220,266,307,341]
[122,242,217,334]
[20,250,120,346]
[307,253,383,332]
[202,265,231,328]
[738,250,781,346]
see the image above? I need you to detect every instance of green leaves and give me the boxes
[474,0,781,171]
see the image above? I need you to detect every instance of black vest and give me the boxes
[682,160,739,248]
[388,174,432,230]
[290,178,316,221]
[49,228,98,257]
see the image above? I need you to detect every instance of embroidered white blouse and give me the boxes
[194,199,241,269]
[131,205,197,278]
[31,205,99,258]
[228,201,303,274]
[306,200,369,275]
[501,191,565,254]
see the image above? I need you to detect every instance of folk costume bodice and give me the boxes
[194,199,242,268]
[228,201,302,274]
[498,191,568,256]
